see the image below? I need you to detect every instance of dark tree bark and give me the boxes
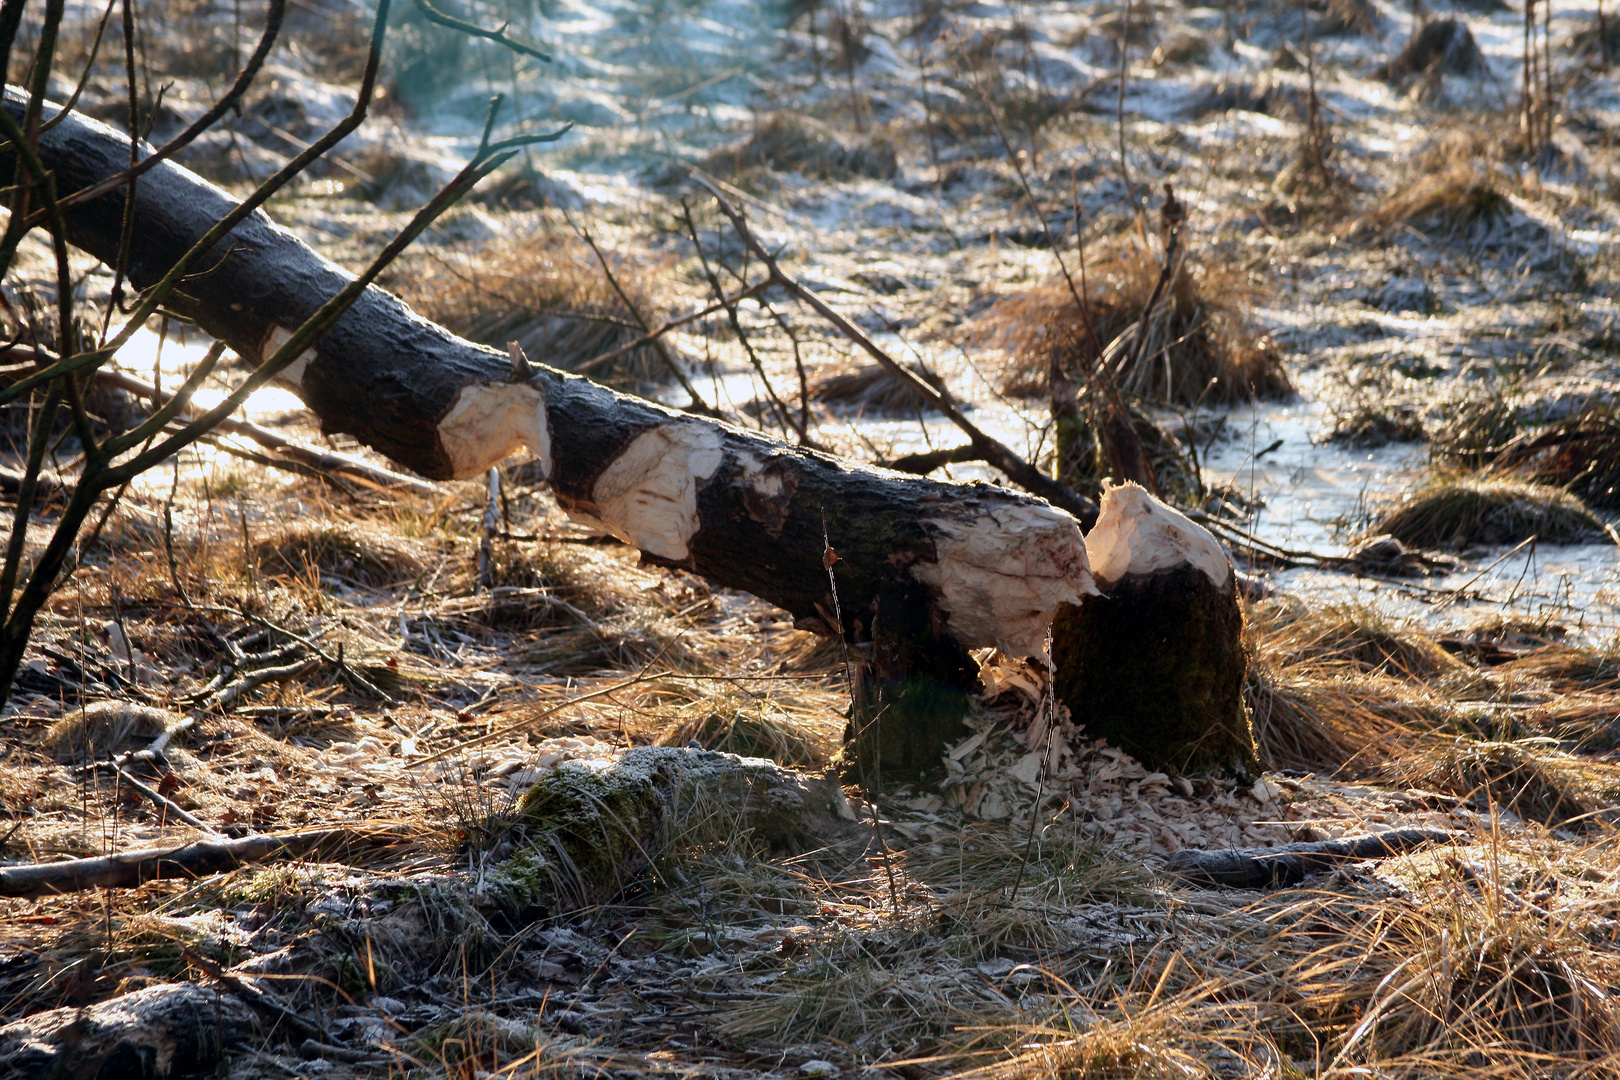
[1167,829,1460,888]
[1052,483,1257,777]
[1,88,1096,780]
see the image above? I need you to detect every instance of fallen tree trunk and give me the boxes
[1166,828,1460,888]
[5,87,1095,780]
[0,828,361,897]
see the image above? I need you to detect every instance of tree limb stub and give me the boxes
[1166,829,1461,889]
[3,88,1093,667]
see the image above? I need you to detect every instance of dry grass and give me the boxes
[653,702,834,767]
[384,231,686,388]
[1386,738,1620,829]
[977,236,1290,405]
[1353,163,1575,274]
[1372,473,1606,549]
[1266,836,1620,1074]
[1432,391,1620,510]
[709,819,1151,1059]
[249,520,430,591]
[1261,603,1469,680]
[1322,400,1425,448]
[1245,601,1457,773]
[1246,660,1440,774]
[699,112,898,182]
[809,361,948,414]
[1493,405,1620,511]
[1432,388,1525,467]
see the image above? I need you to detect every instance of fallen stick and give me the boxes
[1165,828,1461,889]
[0,349,440,496]
[883,443,983,475]
[0,828,359,897]
[105,764,221,836]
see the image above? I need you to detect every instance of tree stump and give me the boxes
[1052,483,1257,777]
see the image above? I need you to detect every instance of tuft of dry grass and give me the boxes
[809,361,947,414]
[650,687,839,768]
[1372,473,1606,549]
[1246,661,1439,775]
[710,820,1150,1058]
[1354,163,1574,273]
[1322,400,1425,448]
[978,237,1290,405]
[40,701,182,764]
[1386,16,1487,83]
[1432,391,1620,510]
[250,520,429,591]
[699,112,898,182]
[1494,405,1620,511]
[1268,835,1620,1074]
[1386,737,1620,829]
[1432,388,1524,467]
[385,231,685,388]
[1262,603,1469,681]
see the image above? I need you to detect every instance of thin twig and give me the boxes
[692,173,1099,528]
[102,762,220,836]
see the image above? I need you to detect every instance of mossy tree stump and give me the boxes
[1052,484,1257,778]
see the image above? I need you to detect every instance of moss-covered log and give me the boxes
[1052,484,1257,777]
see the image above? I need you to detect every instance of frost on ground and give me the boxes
[4,0,1620,1076]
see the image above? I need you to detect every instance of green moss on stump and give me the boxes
[1052,564,1258,778]
[512,756,669,912]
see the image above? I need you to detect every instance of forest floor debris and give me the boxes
[5,0,1620,1075]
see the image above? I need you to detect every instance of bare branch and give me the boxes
[415,0,552,63]
[692,172,1100,528]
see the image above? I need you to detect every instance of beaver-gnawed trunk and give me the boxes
[1051,483,1257,778]
[1,88,1098,785]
